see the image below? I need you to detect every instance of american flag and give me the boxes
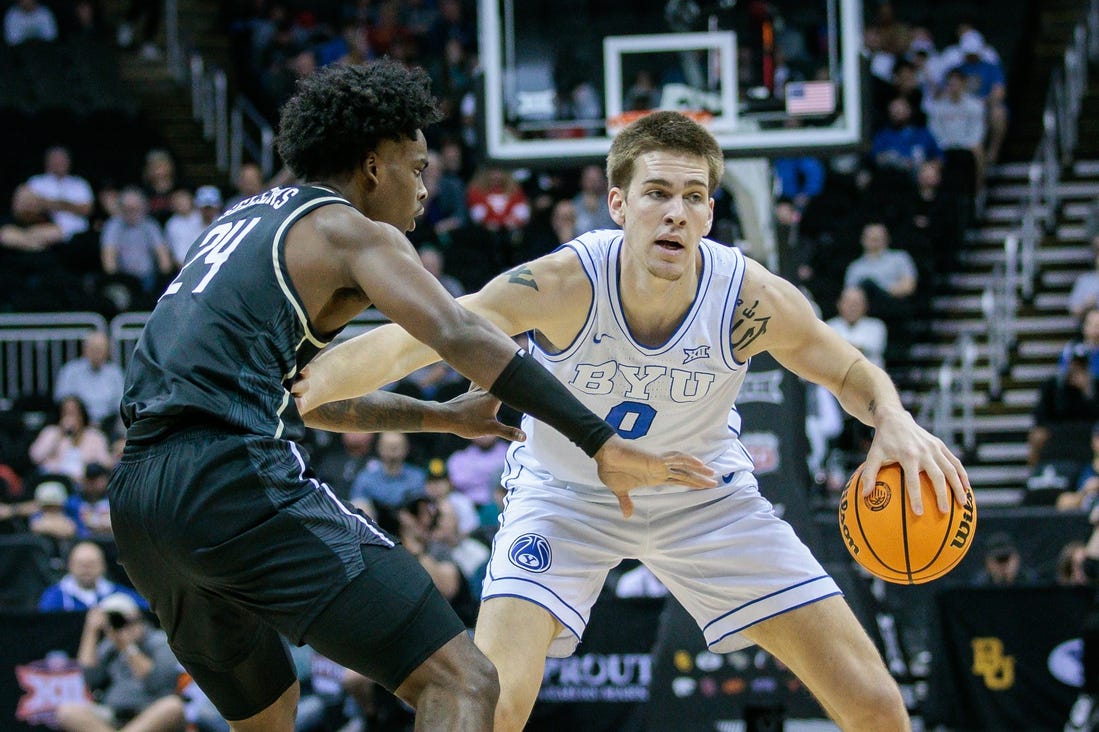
[785,81,836,115]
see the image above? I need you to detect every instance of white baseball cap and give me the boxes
[35,480,68,507]
[959,30,985,55]
[194,185,223,209]
[98,592,140,618]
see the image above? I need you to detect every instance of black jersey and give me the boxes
[121,185,354,444]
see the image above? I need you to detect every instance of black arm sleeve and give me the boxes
[490,349,616,457]
[1085,557,1099,582]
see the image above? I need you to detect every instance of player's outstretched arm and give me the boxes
[296,246,588,412]
[736,259,969,515]
[314,216,714,502]
[295,320,451,412]
[302,388,525,442]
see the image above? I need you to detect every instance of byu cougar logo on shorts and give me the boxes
[508,534,552,573]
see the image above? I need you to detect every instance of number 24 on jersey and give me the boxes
[162,217,260,297]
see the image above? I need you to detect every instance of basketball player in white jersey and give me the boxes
[294,111,970,731]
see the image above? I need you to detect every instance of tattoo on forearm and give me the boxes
[730,298,771,350]
[311,395,424,432]
[506,265,539,291]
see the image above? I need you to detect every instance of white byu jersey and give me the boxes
[508,230,757,493]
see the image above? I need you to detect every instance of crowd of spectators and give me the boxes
[0,3,1017,527]
[783,9,1003,324]
[0,10,535,717]
[0,1,1077,729]
[774,6,1014,486]
[0,326,517,730]
[0,125,520,726]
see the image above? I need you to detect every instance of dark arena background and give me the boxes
[1,0,1099,729]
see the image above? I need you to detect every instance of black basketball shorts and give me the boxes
[108,427,465,718]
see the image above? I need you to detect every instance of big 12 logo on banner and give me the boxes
[16,651,89,727]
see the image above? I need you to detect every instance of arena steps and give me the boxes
[899,159,1099,499]
[107,0,234,187]
[116,60,222,186]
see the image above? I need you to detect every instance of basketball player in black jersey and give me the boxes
[108,60,715,731]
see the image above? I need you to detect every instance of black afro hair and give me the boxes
[276,58,443,181]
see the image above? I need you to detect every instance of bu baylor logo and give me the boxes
[509,534,552,573]
[972,637,1015,690]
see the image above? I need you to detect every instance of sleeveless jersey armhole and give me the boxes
[717,242,749,369]
[529,242,597,361]
[272,196,357,349]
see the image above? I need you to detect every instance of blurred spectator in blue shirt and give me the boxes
[951,30,1008,164]
[871,97,943,175]
[39,541,148,612]
[54,331,124,429]
[100,187,172,296]
[66,463,113,539]
[774,157,826,210]
[4,0,57,45]
[953,31,1006,98]
[1060,308,1099,379]
[349,432,426,512]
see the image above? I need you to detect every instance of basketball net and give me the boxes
[606,109,715,135]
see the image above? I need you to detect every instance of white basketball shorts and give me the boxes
[483,469,841,657]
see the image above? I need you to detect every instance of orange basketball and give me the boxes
[838,463,976,585]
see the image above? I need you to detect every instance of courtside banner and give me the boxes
[646,598,824,729]
[527,593,665,732]
[929,586,1092,730]
[735,353,818,545]
[0,612,86,730]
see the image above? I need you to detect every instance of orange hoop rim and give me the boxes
[606,109,715,132]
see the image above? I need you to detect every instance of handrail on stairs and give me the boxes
[163,0,277,182]
[982,236,1020,402]
[189,55,229,174]
[1019,0,1099,303]
[920,0,1099,462]
[1019,0,1098,273]
[165,0,183,82]
[916,333,977,459]
[231,97,277,185]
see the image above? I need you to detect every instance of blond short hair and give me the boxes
[606,111,724,194]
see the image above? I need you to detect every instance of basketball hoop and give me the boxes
[606,109,715,135]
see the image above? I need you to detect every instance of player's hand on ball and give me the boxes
[840,464,975,584]
[860,409,970,516]
[594,436,716,518]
